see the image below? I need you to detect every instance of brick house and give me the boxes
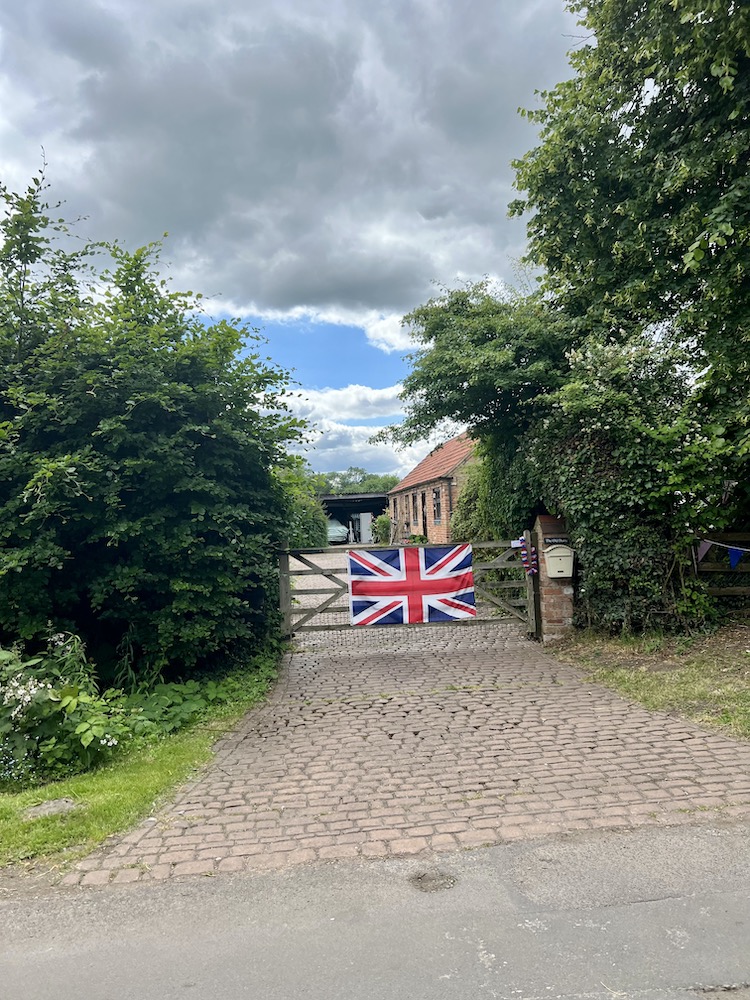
[388,433,476,544]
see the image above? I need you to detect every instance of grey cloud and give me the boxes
[0,0,576,316]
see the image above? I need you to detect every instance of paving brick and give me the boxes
[390,837,430,855]
[217,857,246,873]
[172,860,216,876]
[143,864,173,880]
[317,843,361,859]
[361,841,389,857]
[111,868,142,884]
[66,589,750,885]
[430,834,458,849]
[158,850,198,865]
[229,843,265,857]
[81,870,112,886]
[59,872,83,887]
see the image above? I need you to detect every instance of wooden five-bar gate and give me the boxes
[279,534,540,637]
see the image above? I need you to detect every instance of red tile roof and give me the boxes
[390,433,475,493]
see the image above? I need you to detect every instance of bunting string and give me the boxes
[698,539,750,554]
[696,538,750,571]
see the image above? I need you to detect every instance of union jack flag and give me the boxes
[348,545,476,626]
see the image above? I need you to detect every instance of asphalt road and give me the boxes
[2,822,749,1000]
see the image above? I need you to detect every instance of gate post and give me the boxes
[524,529,540,638]
[533,515,575,644]
[278,548,293,638]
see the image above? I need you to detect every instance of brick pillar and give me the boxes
[533,515,575,645]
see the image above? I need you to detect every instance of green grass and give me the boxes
[0,655,278,871]
[558,625,750,740]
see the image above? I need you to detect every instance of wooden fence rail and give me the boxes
[696,533,750,600]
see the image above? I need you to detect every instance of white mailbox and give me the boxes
[544,544,575,578]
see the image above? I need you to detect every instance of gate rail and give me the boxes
[279,533,539,637]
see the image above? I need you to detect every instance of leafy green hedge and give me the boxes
[0,178,305,683]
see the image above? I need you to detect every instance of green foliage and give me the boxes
[528,334,727,629]
[0,173,96,366]
[275,459,329,549]
[510,0,750,484]
[319,467,399,494]
[0,179,305,681]
[385,282,574,448]
[372,514,391,544]
[0,633,258,788]
[0,637,128,784]
[451,440,540,542]
[511,1,750,334]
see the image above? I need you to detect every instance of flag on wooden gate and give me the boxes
[348,545,476,626]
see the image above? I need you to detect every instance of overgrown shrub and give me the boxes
[0,633,249,788]
[527,336,729,630]
[451,439,541,542]
[0,178,304,683]
[372,514,391,544]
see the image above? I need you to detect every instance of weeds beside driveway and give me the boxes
[0,658,276,872]
[556,624,750,742]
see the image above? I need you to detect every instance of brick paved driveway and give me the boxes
[64,623,750,886]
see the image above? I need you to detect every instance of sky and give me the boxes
[0,0,578,477]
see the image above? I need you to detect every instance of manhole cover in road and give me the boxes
[409,870,458,893]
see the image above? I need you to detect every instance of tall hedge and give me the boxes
[0,178,304,682]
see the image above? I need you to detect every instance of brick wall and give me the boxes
[388,455,477,546]
[390,479,452,544]
[533,514,575,644]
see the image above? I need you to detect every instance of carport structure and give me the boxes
[319,492,388,544]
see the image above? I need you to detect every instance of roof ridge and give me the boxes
[390,433,475,493]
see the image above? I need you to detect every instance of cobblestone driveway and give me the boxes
[64,623,750,886]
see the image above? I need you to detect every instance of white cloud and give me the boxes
[197,297,417,356]
[288,383,404,422]
[297,418,434,478]
[363,315,414,353]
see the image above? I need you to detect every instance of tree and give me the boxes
[318,468,399,494]
[510,0,750,471]
[275,458,329,549]
[390,280,728,629]
[0,179,305,682]
[386,282,574,448]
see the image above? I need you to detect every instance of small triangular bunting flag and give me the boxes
[729,547,743,570]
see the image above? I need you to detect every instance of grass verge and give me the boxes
[556,623,750,740]
[0,652,278,872]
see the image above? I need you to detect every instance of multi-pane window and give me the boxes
[412,494,418,522]
[432,487,442,524]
